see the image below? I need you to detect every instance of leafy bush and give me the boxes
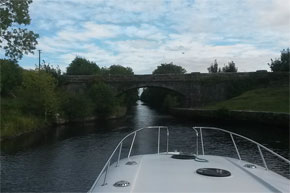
[18,70,59,120]
[0,59,23,96]
[61,92,93,121]
[89,82,116,118]
[40,61,62,84]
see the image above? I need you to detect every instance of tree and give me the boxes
[100,67,109,76]
[101,65,134,76]
[0,59,22,96]
[0,0,39,61]
[61,92,93,121]
[89,82,116,118]
[40,61,61,78]
[207,59,221,73]
[40,60,62,85]
[66,57,100,75]
[18,70,59,121]
[222,61,238,72]
[101,64,137,106]
[119,89,139,106]
[153,62,186,74]
[108,65,134,75]
[268,48,290,72]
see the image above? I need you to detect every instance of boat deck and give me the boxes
[91,154,290,193]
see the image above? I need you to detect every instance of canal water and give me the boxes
[1,101,289,192]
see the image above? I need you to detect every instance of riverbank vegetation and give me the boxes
[0,58,138,139]
[204,86,289,113]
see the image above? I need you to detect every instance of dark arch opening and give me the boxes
[116,86,185,109]
[116,85,185,97]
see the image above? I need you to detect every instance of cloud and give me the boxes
[15,0,289,74]
[248,0,290,31]
[123,24,167,41]
[56,22,121,42]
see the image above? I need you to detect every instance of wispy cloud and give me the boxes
[7,0,288,73]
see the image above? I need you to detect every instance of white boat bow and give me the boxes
[88,126,290,193]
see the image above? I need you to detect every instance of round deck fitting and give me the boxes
[113,180,130,187]
[244,164,257,169]
[126,161,138,165]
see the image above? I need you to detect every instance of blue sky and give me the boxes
[2,0,290,74]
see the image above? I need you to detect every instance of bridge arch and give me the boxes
[63,72,288,107]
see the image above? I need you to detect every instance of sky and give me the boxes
[2,0,290,74]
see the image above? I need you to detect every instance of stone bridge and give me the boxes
[63,72,289,107]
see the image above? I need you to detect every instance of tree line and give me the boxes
[1,0,289,138]
[207,49,289,73]
[0,57,138,138]
[207,60,238,73]
[140,48,290,111]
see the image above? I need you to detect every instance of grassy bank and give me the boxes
[1,98,128,139]
[204,87,289,113]
[1,98,47,139]
[1,112,46,139]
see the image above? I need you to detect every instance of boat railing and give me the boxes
[89,126,289,192]
[88,126,169,192]
[194,126,290,170]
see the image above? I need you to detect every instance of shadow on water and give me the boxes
[1,120,130,154]
[1,100,289,192]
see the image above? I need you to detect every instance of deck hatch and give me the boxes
[126,161,138,165]
[171,153,196,160]
[113,180,130,187]
[196,168,231,177]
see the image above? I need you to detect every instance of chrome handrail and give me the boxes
[194,126,290,169]
[89,126,290,192]
[88,126,169,192]
[192,127,199,155]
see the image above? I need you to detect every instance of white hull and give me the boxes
[89,126,290,193]
[91,153,290,193]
